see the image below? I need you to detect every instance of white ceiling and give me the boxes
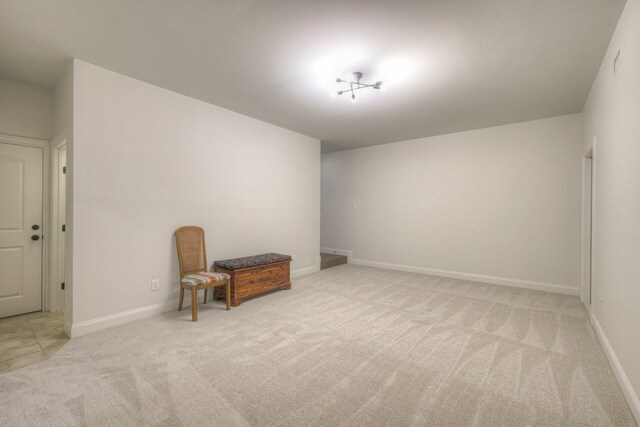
[0,0,626,152]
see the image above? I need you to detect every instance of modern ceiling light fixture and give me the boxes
[335,72,382,102]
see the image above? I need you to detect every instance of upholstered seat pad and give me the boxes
[214,253,292,270]
[181,272,230,287]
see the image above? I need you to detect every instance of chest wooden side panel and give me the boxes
[214,260,291,306]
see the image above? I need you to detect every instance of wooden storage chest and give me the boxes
[213,253,291,306]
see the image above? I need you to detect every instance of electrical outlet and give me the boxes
[151,279,159,291]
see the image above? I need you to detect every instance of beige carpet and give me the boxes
[0,264,635,426]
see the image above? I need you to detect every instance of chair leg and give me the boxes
[191,288,198,322]
[203,288,208,304]
[178,286,185,311]
[225,280,231,311]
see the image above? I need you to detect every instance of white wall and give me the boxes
[0,77,52,140]
[322,114,582,294]
[71,60,320,334]
[53,63,73,139]
[582,0,640,421]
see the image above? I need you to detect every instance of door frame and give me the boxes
[0,133,51,312]
[581,137,596,308]
[49,132,68,313]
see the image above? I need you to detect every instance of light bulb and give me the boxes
[351,93,356,102]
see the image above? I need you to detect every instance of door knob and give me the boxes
[32,224,39,230]
[31,235,40,241]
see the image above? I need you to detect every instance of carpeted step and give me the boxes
[320,253,347,270]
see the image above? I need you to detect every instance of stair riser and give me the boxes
[320,258,348,270]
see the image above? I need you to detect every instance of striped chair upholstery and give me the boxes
[181,271,230,287]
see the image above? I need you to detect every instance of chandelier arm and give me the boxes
[338,80,377,88]
[337,83,376,93]
[334,72,382,97]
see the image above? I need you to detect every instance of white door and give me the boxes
[0,143,43,317]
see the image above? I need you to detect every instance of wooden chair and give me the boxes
[175,226,231,321]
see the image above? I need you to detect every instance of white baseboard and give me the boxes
[321,247,578,296]
[70,257,321,338]
[292,255,321,278]
[70,300,176,338]
[591,314,640,424]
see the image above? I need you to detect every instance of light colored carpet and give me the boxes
[0,264,635,426]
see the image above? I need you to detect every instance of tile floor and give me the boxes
[0,311,69,374]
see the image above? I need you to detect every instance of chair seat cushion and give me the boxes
[181,272,230,287]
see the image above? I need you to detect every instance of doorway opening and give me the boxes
[0,134,70,373]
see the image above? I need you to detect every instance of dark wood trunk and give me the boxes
[213,260,291,306]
